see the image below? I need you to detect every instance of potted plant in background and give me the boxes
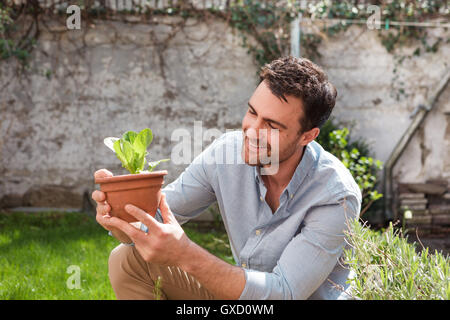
[95,128,169,223]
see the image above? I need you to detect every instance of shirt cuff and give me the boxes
[239,265,292,300]
[239,269,270,300]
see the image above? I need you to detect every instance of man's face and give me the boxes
[241,80,306,168]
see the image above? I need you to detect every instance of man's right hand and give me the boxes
[92,169,135,244]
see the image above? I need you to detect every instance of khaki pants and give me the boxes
[108,244,216,300]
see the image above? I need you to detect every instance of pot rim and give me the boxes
[95,170,168,184]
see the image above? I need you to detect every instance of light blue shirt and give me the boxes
[142,130,362,300]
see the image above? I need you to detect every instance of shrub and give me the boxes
[317,120,383,218]
[343,217,449,300]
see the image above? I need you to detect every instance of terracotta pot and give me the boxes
[95,170,168,223]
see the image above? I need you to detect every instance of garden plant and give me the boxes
[95,128,169,223]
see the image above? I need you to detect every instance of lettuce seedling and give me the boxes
[104,128,169,174]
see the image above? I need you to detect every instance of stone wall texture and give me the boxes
[0,16,449,225]
[0,16,259,215]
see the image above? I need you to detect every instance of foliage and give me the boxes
[0,1,37,66]
[226,0,449,68]
[104,128,169,174]
[317,120,383,217]
[1,1,447,69]
[343,217,449,300]
[185,221,235,265]
[302,0,448,54]
[299,0,448,100]
[227,0,294,69]
[0,4,12,33]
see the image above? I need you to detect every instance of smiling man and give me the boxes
[92,56,362,300]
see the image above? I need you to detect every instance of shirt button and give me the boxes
[290,194,293,199]
[260,196,264,201]
[241,263,247,268]
[255,229,261,235]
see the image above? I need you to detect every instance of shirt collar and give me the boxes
[254,142,317,197]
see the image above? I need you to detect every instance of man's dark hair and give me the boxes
[259,56,337,132]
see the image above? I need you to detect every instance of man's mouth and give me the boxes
[246,137,268,153]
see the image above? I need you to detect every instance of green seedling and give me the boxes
[104,128,169,174]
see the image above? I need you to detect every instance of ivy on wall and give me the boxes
[1,1,448,69]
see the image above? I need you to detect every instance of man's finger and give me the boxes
[92,190,106,203]
[94,168,113,180]
[125,204,160,233]
[106,215,143,241]
[97,202,111,215]
[93,169,113,204]
[159,193,176,224]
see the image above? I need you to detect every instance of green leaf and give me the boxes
[122,131,138,144]
[113,140,129,171]
[121,140,135,173]
[133,128,153,156]
[132,152,147,173]
[105,128,165,174]
[148,158,170,172]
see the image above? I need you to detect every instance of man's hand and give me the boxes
[92,169,134,244]
[105,193,193,267]
[104,191,245,299]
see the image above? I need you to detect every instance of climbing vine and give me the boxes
[1,1,448,69]
[0,2,36,66]
[0,1,448,100]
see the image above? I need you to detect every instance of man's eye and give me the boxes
[248,108,256,115]
[268,122,277,129]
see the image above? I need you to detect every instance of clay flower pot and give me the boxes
[95,170,168,223]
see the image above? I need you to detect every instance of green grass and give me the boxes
[0,211,233,300]
[4,210,447,300]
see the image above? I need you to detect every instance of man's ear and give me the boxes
[300,127,320,146]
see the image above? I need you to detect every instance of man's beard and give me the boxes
[241,132,300,169]
[241,134,272,167]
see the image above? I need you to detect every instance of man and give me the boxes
[92,56,362,300]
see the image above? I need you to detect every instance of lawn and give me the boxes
[1,210,448,300]
[0,211,233,300]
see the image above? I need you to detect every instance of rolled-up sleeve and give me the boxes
[239,194,360,300]
[160,137,221,225]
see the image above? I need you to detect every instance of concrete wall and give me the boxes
[315,24,450,166]
[1,16,449,224]
[393,83,450,183]
[0,16,259,214]
[313,23,450,224]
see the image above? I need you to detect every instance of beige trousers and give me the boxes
[108,243,216,300]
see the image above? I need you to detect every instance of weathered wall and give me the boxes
[0,16,259,212]
[313,23,450,225]
[394,83,450,183]
[1,16,449,225]
[315,24,450,166]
